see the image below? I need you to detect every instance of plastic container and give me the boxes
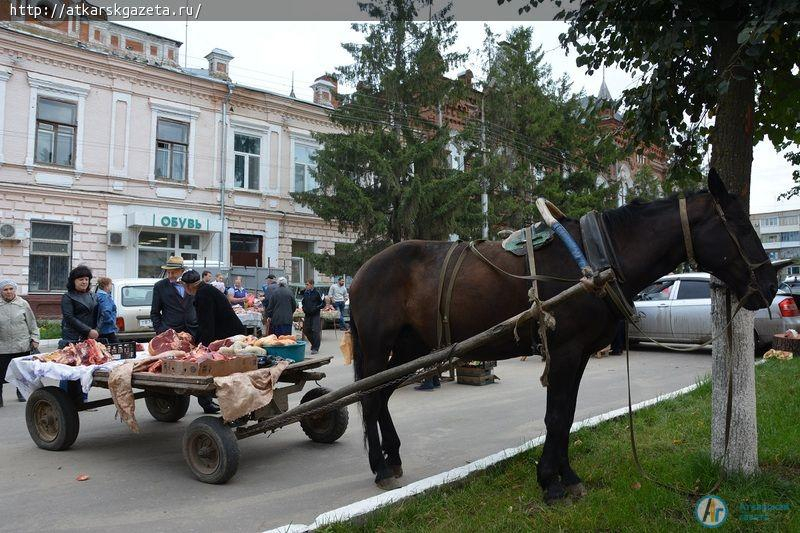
[265,340,306,362]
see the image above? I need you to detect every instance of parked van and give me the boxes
[112,278,160,340]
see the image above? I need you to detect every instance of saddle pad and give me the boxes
[501,222,554,256]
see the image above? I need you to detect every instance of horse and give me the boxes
[348,170,777,503]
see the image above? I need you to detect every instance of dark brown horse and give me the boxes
[349,171,776,502]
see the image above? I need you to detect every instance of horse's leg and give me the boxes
[559,352,592,500]
[537,349,580,504]
[378,387,403,478]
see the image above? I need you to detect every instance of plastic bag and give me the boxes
[340,331,353,365]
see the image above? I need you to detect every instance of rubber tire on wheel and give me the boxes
[299,387,349,444]
[182,416,239,484]
[25,386,80,451]
[145,393,191,422]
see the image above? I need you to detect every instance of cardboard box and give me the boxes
[162,355,257,377]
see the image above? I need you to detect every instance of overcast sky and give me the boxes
[123,21,799,214]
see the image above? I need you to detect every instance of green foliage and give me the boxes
[499,0,800,195]
[293,0,481,273]
[460,26,622,234]
[38,320,61,340]
[319,358,800,532]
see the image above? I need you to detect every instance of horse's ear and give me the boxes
[708,168,728,199]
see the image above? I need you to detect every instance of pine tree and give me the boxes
[293,0,479,274]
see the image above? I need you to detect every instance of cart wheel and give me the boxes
[183,416,239,484]
[25,386,80,451]
[145,393,191,422]
[299,387,349,444]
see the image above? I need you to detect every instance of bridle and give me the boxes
[679,194,772,308]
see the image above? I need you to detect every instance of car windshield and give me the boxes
[121,285,154,307]
[637,280,674,301]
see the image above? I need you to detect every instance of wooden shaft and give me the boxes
[236,270,615,439]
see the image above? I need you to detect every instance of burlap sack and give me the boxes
[339,331,353,365]
[109,360,139,433]
[213,361,290,422]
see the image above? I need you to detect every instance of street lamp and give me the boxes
[481,78,496,240]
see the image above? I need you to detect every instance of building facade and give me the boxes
[751,209,800,276]
[0,14,352,316]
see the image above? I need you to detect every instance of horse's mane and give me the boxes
[602,189,708,229]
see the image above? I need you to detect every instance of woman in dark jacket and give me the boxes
[59,265,99,349]
[180,270,245,347]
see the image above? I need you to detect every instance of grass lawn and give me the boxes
[38,320,62,340]
[321,358,799,532]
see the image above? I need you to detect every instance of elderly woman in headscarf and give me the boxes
[0,279,40,406]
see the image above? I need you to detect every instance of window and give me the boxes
[155,119,189,182]
[234,134,261,190]
[29,222,71,292]
[230,233,263,267]
[780,215,798,226]
[35,97,77,167]
[121,285,155,307]
[137,231,199,278]
[781,231,800,242]
[636,280,675,301]
[763,217,779,227]
[676,280,710,300]
[293,143,318,192]
[290,240,314,283]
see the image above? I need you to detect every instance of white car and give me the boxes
[632,272,800,353]
[112,278,160,341]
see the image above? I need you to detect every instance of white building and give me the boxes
[751,209,800,275]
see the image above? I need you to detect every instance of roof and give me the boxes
[598,78,613,101]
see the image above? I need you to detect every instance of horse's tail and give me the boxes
[349,315,369,451]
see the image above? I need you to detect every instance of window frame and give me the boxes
[148,98,199,186]
[154,118,190,183]
[290,138,320,194]
[28,220,72,294]
[675,279,711,300]
[233,132,262,191]
[136,230,201,278]
[34,96,78,168]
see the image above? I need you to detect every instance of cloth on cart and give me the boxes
[5,355,130,399]
[213,360,290,422]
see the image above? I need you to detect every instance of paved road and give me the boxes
[0,331,712,533]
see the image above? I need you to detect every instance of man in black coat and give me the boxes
[265,277,298,337]
[180,270,246,347]
[149,256,199,338]
[149,257,216,413]
[301,279,325,354]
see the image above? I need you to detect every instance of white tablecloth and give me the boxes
[238,311,263,328]
[5,353,149,399]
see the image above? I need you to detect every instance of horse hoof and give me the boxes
[391,465,403,478]
[376,476,402,491]
[543,484,568,506]
[566,482,587,500]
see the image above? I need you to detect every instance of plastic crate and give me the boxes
[107,341,137,360]
[265,340,306,362]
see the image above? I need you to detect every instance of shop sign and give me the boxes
[159,216,203,230]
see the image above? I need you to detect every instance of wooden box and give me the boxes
[162,355,257,377]
[456,361,497,386]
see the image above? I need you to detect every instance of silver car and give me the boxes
[631,272,800,352]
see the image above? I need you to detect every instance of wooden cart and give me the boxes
[23,355,348,484]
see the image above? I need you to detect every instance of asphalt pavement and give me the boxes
[0,330,712,533]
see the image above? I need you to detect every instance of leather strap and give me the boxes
[442,244,470,347]
[679,196,699,270]
[436,242,460,348]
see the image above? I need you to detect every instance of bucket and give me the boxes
[266,340,306,362]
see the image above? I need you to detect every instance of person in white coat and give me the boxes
[0,279,40,406]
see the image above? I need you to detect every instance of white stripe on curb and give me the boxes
[265,362,766,533]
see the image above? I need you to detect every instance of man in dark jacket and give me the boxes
[149,256,199,337]
[180,270,246,347]
[301,279,325,354]
[265,277,296,337]
[149,257,216,413]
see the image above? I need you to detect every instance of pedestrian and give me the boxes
[301,279,325,355]
[414,374,441,391]
[261,274,278,334]
[328,277,349,331]
[95,277,118,345]
[150,257,217,414]
[226,276,248,305]
[609,319,626,356]
[0,279,39,406]
[264,277,296,337]
[211,273,226,293]
[180,271,246,346]
[60,265,99,349]
[201,270,213,283]
[59,265,98,401]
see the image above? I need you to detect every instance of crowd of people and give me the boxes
[1,257,352,407]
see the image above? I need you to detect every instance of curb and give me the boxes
[265,366,764,533]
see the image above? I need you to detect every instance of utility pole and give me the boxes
[480,79,494,240]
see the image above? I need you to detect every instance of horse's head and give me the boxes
[692,169,777,310]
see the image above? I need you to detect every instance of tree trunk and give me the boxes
[708,19,759,475]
